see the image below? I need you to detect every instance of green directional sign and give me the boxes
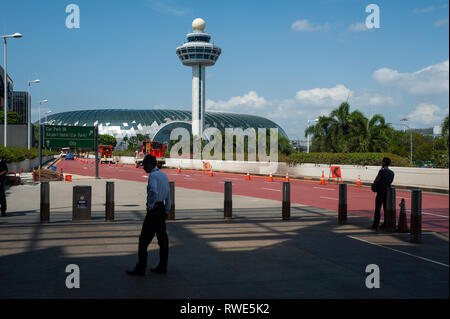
[43,125,96,148]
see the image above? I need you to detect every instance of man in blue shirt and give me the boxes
[127,155,171,276]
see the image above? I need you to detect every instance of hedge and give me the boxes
[283,152,412,167]
[0,146,58,163]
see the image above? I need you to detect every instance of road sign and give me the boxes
[331,166,342,178]
[43,125,95,148]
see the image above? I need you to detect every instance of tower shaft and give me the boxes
[192,64,205,137]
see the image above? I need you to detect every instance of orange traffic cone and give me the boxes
[20,168,24,173]
[209,169,214,177]
[396,199,409,233]
[134,163,137,168]
[177,166,181,173]
[320,171,326,185]
[269,173,273,182]
[246,171,251,180]
[285,172,290,182]
[356,174,362,186]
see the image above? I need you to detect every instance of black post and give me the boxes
[282,181,290,220]
[105,181,114,221]
[40,181,49,223]
[338,183,347,224]
[410,189,422,243]
[224,181,232,219]
[385,187,396,232]
[38,125,43,172]
[95,126,99,178]
[167,181,175,220]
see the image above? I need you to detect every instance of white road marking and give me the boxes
[314,187,335,191]
[263,187,281,192]
[348,235,449,268]
[320,196,338,201]
[422,211,449,219]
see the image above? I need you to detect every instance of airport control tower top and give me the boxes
[176,18,221,66]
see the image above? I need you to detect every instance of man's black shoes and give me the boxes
[150,266,167,275]
[126,269,145,276]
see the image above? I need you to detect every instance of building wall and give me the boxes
[12,91,28,123]
[0,124,31,148]
[0,65,13,112]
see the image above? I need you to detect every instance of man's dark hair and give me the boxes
[143,154,157,167]
[382,157,391,167]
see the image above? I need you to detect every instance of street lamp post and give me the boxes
[44,110,52,124]
[306,119,319,153]
[27,79,40,149]
[400,118,413,164]
[38,99,48,170]
[1,32,22,147]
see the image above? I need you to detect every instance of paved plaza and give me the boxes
[0,178,448,298]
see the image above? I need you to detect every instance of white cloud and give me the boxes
[408,103,442,125]
[347,22,369,32]
[295,85,352,106]
[434,18,449,27]
[291,19,330,32]
[373,60,449,95]
[206,91,269,112]
[146,0,190,16]
[413,6,434,14]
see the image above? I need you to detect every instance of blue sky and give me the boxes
[1,0,448,138]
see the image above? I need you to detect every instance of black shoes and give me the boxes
[126,269,145,276]
[150,266,167,275]
[0,212,7,217]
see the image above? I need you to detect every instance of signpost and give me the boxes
[41,125,99,178]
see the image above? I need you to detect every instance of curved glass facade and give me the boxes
[41,109,288,148]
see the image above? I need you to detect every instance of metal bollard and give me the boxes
[105,181,114,221]
[282,181,290,220]
[410,189,422,243]
[385,187,396,232]
[224,181,232,219]
[338,183,347,224]
[167,181,175,220]
[40,181,50,223]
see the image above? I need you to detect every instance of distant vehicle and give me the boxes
[135,141,166,168]
[65,152,75,160]
[99,145,115,164]
[60,147,71,158]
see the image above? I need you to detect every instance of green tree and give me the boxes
[442,115,449,150]
[98,134,117,148]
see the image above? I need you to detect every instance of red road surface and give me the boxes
[57,159,449,236]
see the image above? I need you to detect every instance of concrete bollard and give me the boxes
[410,189,422,243]
[167,181,175,220]
[385,187,396,232]
[282,181,290,220]
[40,182,50,223]
[105,181,114,221]
[224,181,232,219]
[338,183,347,224]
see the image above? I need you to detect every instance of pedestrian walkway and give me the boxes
[0,179,448,298]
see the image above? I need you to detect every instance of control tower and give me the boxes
[176,18,221,137]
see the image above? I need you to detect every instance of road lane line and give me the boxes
[263,188,281,192]
[314,187,335,191]
[348,235,449,268]
[422,211,449,218]
[320,196,338,201]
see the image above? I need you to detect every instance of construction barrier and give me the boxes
[396,198,409,233]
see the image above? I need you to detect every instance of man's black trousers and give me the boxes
[373,192,387,228]
[0,182,6,214]
[136,202,168,272]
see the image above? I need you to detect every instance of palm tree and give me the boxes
[305,102,392,153]
[441,115,449,150]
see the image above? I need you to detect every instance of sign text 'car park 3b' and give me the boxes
[43,125,95,148]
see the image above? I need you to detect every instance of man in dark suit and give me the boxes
[0,156,8,217]
[369,157,395,230]
[127,154,171,276]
